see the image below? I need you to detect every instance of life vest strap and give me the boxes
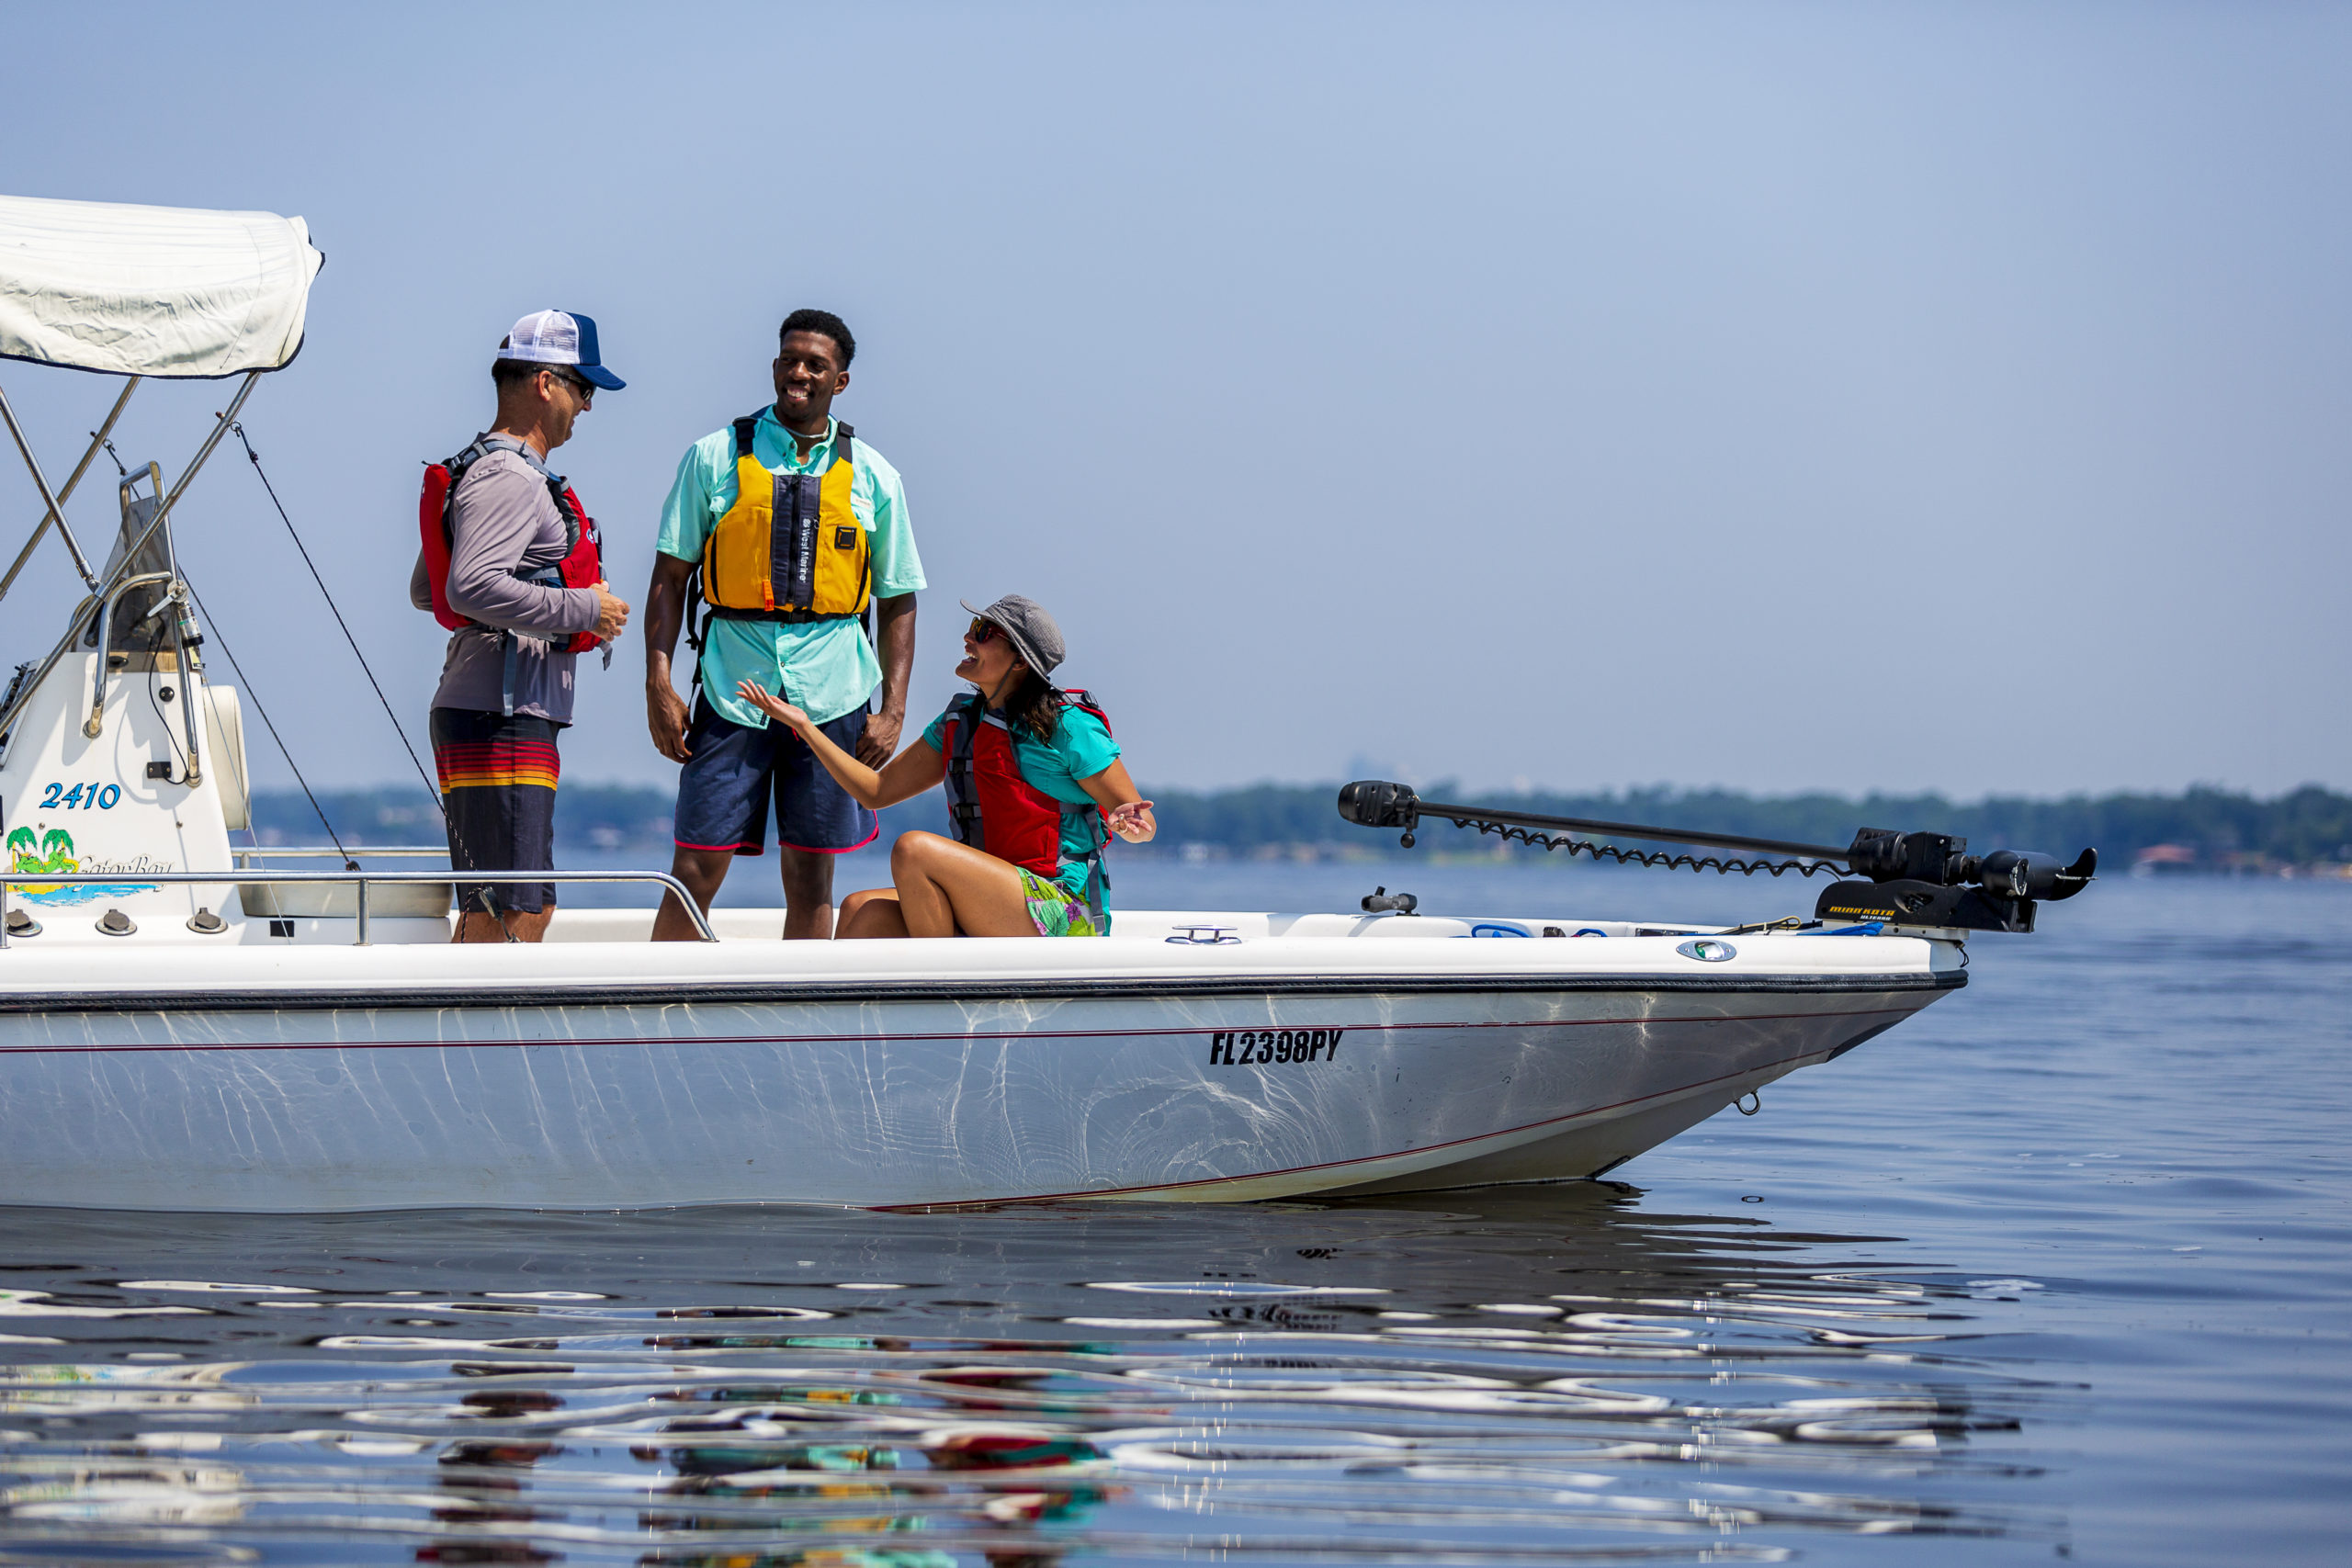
[707,604,863,626]
[432,434,599,709]
[943,692,989,846]
[452,434,582,558]
[730,412,855,462]
[940,691,1114,925]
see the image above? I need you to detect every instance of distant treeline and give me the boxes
[249,781,2352,869]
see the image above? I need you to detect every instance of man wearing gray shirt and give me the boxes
[411,310,630,942]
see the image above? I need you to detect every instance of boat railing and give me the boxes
[232,846,451,863]
[0,868,718,946]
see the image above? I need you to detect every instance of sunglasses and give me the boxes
[549,368,594,403]
[967,618,1004,645]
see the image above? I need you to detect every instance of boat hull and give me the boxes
[0,965,1956,1210]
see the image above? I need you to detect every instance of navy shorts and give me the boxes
[430,707,559,914]
[673,697,880,857]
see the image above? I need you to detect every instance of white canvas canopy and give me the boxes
[0,194,322,378]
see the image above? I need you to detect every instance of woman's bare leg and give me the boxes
[837,886,910,939]
[889,831,1037,937]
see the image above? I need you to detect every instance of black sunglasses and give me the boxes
[967,618,1003,645]
[548,367,594,403]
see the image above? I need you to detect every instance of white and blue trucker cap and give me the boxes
[498,309,625,390]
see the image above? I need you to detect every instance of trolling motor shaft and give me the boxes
[1335,780,2096,933]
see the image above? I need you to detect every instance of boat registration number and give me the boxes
[1211,1029,1345,1066]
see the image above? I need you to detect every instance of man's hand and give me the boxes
[856,709,903,767]
[862,593,917,767]
[648,680,692,762]
[593,581,631,643]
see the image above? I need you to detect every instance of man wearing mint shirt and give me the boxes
[644,309,924,939]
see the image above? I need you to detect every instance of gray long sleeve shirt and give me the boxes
[409,446,601,723]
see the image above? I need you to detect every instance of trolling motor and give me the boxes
[1335,780,2096,934]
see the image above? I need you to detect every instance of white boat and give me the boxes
[0,195,2086,1212]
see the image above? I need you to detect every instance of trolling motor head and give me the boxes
[1337,780,1421,840]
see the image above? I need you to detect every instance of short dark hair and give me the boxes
[779,309,854,367]
[492,356,582,393]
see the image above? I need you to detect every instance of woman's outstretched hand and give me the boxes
[735,679,810,731]
[1106,800,1156,843]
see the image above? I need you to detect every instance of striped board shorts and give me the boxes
[429,707,560,915]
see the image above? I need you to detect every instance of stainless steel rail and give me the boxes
[232,846,449,862]
[0,869,718,947]
[84,569,180,740]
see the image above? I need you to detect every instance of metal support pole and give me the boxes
[103,372,260,580]
[115,459,206,784]
[169,584,204,786]
[355,876,369,946]
[0,376,104,589]
[5,373,263,761]
[0,376,138,604]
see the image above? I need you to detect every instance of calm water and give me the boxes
[3,864,2346,1564]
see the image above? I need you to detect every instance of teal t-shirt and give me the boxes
[922,698,1120,900]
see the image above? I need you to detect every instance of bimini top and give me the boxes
[0,193,322,378]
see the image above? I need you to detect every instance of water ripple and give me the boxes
[0,1194,2060,1565]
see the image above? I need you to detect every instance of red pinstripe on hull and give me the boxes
[0,1004,1917,1055]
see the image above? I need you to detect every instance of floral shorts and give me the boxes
[1019,868,1101,937]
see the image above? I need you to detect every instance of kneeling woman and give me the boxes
[734,594,1154,937]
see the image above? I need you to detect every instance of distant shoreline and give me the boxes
[243,782,2352,880]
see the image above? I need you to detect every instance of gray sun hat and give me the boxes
[960,594,1065,678]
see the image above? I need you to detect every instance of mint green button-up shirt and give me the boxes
[656,409,925,728]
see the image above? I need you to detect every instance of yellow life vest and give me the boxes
[702,412,870,622]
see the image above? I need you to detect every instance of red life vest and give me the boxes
[417,434,603,653]
[940,690,1114,921]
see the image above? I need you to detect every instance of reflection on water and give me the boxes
[0,1190,2055,1565]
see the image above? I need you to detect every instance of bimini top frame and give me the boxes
[0,193,323,761]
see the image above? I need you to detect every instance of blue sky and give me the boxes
[5,1,2347,798]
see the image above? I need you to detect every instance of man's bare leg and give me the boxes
[779,848,837,940]
[653,846,735,942]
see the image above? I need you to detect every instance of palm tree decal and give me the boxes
[7,821,146,906]
[38,828,75,873]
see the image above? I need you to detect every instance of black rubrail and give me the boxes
[1336,780,2096,934]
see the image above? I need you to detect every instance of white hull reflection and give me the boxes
[0,919,1960,1210]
